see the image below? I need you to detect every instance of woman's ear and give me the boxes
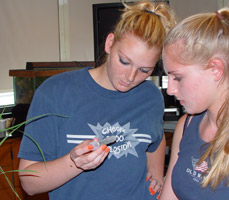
[208,58,224,81]
[105,33,115,54]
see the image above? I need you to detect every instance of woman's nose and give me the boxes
[125,68,137,82]
[167,82,177,96]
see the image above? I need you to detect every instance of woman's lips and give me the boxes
[119,80,130,87]
[176,97,184,105]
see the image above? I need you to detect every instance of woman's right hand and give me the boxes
[70,138,110,171]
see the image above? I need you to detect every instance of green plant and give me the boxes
[0,107,5,119]
[0,110,66,199]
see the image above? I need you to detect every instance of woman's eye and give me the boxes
[119,58,129,65]
[139,68,150,74]
[174,76,181,81]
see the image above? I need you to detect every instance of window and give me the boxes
[0,92,14,106]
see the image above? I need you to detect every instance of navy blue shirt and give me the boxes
[172,112,229,199]
[18,68,164,200]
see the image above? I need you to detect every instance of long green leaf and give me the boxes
[0,166,21,200]
[0,112,68,199]
[0,113,68,146]
[0,169,38,175]
[0,107,6,119]
[23,132,47,167]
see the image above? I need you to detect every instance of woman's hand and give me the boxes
[146,172,163,199]
[70,138,110,171]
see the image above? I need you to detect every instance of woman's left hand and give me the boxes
[146,172,163,199]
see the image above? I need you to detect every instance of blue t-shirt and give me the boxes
[172,112,229,199]
[18,67,164,200]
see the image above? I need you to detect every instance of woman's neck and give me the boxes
[89,63,113,90]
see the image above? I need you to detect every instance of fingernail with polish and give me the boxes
[105,147,110,153]
[146,177,149,182]
[151,191,156,196]
[88,144,93,150]
[101,145,107,151]
[149,187,155,195]
[149,187,153,193]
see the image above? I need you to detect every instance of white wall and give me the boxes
[171,0,219,20]
[0,0,123,94]
[0,0,226,94]
[0,0,59,93]
[68,0,122,61]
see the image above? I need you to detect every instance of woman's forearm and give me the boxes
[19,154,83,195]
[147,135,166,183]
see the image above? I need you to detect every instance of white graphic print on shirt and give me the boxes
[66,122,152,159]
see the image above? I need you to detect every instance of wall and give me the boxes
[171,0,219,20]
[0,0,59,93]
[68,0,122,61]
[0,0,227,94]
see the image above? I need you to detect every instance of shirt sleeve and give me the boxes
[146,89,164,153]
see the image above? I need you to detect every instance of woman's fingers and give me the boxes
[70,140,110,170]
[147,175,163,199]
[77,146,110,170]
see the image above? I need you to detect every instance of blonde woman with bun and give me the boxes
[18,1,176,200]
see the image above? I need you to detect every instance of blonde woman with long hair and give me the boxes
[160,7,229,200]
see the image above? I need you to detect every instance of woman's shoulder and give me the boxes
[48,67,88,83]
[175,114,188,133]
[39,68,89,90]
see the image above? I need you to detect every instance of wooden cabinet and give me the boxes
[165,131,173,151]
[0,137,49,200]
[164,131,174,174]
[164,121,177,152]
[0,137,24,199]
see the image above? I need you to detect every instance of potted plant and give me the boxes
[0,107,66,199]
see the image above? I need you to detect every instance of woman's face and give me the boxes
[104,33,161,92]
[162,43,217,114]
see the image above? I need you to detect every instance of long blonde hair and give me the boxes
[164,8,229,189]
